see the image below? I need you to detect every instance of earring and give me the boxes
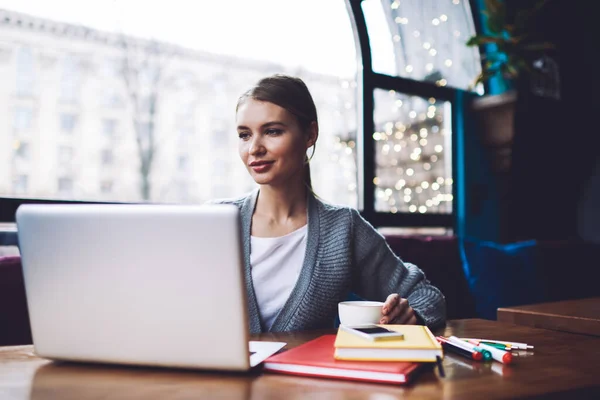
[306,145,316,162]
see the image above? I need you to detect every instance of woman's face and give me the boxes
[236,99,316,187]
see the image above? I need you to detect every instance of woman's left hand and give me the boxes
[380,293,418,324]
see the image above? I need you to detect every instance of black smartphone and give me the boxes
[340,324,405,341]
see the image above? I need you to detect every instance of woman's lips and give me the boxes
[249,161,275,173]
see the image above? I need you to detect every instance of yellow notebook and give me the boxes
[333,325,443,362]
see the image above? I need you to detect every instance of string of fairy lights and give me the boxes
[373,89,453,214]
[328,0,478,214]
[379,0,477,214]
[386,0,478,88]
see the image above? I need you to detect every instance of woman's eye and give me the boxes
[238,132,251,140]
[266,129,283,136]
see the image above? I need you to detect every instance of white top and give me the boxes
[250,225,307,330]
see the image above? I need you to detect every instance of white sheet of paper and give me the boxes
[249,341,287,367]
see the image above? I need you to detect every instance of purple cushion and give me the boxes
[0,256,32,346]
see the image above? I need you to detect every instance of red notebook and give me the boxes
[262,335,424,384]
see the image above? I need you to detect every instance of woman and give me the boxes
[219,74,445,334]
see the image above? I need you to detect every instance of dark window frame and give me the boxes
[348,0,483,229]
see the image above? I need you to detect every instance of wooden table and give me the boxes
[498,297,600,336]
[1,319,599,399]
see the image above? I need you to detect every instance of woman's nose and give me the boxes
[249,136,266,155]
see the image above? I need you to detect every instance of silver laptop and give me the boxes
[16,203,285,371]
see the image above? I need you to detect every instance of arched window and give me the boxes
[354,0,481,230]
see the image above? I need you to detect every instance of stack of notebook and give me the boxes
[263,325,442,384]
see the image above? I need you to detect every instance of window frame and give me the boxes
[348,0,481,230]
[0,0,484,231]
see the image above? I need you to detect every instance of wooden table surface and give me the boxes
[1,319,599,400]
[498,297,600,336]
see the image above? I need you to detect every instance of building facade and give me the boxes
[0,9,358,206]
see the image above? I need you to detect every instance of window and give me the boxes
[58,146,74,166]
[102,119,117,138]
[0,1,482,231]
[102,58,122,78]
[14,141,30,160]
[177,126,194,137]
[361,0,481,92]
[373,89,452,214]
[0,1,357,206]
[101,149,114,166]
[60,114,77,134]
[60,54,80,103]
[102,90,125,109]
[15,47,34,97]
[100,180,113,194]
[57,177,74,194]
[352,0,480,229]
[12,175,28,194]
[13,108,33,133]
[177,155,189,172]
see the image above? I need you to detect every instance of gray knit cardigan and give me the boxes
[216,189,446,334]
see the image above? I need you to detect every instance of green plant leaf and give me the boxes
[484,0,504,17]
[484,0,506,34]
[501,62,519,79]
[467,36,508,46]
[469,0,558,85]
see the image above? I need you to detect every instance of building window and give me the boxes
[101,149,114,165]
[177,126,194,137]
[14,141,30,160]
[100,180,113,194]
[102,89,125,109]
[102,119,117,138]
[60,54,80,103]
[60,114,78,134]
[13,108,33,133]
[58,177,74,194]
[12,175,28,194]
[15,47,35,97]
[58,146,74,166]
[102,58,121,78]
[178,155,189,172]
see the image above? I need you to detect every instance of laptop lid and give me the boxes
[16,203,281,371]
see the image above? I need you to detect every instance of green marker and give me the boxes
[473,346,492,360]
[448,336,492,361]
[480,342,511,351]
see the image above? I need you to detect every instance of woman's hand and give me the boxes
[380,293,418,325]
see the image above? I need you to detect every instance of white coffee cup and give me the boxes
[338,301,384,326]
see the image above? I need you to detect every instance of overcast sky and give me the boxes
[0,0,371,77]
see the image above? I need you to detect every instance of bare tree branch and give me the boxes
[118,36,174,200]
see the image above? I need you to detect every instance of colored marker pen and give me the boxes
[461,338,534,350]
[475,341,513,364]
[464,340,511,351]
[436,336,484,361]
[448,336,492,361]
